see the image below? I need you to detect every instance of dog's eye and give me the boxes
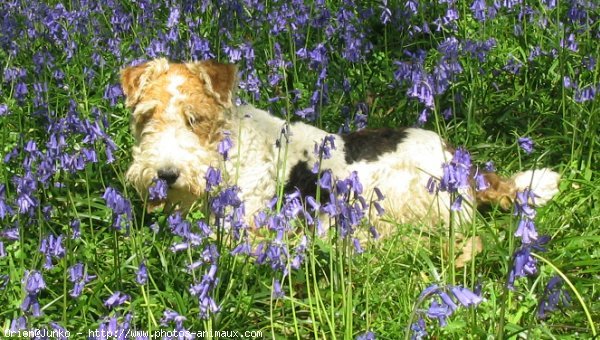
[187,117,199,127]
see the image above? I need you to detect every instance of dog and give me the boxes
[120,58,560,245]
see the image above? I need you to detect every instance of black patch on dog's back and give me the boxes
[284,161,328,203]
[341,128,408,164]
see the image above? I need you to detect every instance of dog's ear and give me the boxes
[120,62,149,107]
[187,60,237,108]
[120,59,170,108]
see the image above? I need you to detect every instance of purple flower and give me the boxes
[426,300,452,326]
[518,137,534,154]
[68,262,96,298]
[514,189,536,219]
[1,228,19,240]
[272,279,285,299]
[149,178,168,201]
[414,284,483,333]
[574,84,597,103]
[104,291,130,308]
[70,219,81,239]
[218,131,233,160]
[190,264,221,319]
[161,309,187,328]
[507,242,548,289]
[356,330,376,340]
[515,218,538,244]
[0,184,13,219]
[471,0,487,21]
[537,276,571,319]
[39,234,66,269]
[10,316,27,332]
[474,172,489,191]
[450,286,483,306]
[24,270,46,295]
[167,6,180,28]
[484,161,496,172]
[440,147,472,193]
[0,103,9,116]
[353,238,364,254]
[205,166,222,192]
[379,0,392,24]
[314,135,337,160]
[450,194,464,211]
[560,33,578,52]
[410,317,427,339]
[102,187,132,232]
[21,270,46,316]
[103,83,123,107]
[136,261,148,285]
[49,322,68,340]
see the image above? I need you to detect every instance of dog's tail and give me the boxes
[475,168,560,210]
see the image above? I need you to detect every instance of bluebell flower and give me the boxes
[21,270,46,316]
[515,218,538,244]
[426,300,451,327]
[507,238,551,289]
[218,131,233,160]
[70,219,81,239]
[49,322,68,340]
[39,234,65,269]
[514,189,536,219]
[68,262,96,298]
[314,135,337,160]
[353,238,364,254]
[319,170,333,190]
[10,316,27,332]
[410,317,427,339]
[189,264,220,319]
[204,166,222,193]
[450,194,464,211]
[484,161,496,172]
[518,137,534,154]
[0,228,19,240]
[14,172,38,215]
[272,279,285,299]
[0,103,9,116]
[413,284,483,334]
[103,84,123,107]
[136,261,148,285]
[574,84,597,103]
[104,291,130,308]
[474,172,489,191]
[450,286,483,306]
[149,178,168,201]
[537,276,571,319]
[560,33,578,52]
[471,0,487,21]
[356,330,376,340]
[102,187,132,232]
[0,184,13,219]
[167,6,180,28]
[161,309,187,327]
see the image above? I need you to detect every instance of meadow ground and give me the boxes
[0,0,598,339]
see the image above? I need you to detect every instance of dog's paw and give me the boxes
[512,168,560,206]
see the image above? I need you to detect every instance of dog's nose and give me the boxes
[157,168,180,185]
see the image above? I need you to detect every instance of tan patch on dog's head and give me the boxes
[474,172,515,210]
[120,58,238,144]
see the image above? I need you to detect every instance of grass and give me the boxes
[0,0,598,338]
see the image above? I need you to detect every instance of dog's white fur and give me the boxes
[121,59,560,239]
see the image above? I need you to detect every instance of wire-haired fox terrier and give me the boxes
[120,58,560,243]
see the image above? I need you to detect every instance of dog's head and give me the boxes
[120,58,237,211]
